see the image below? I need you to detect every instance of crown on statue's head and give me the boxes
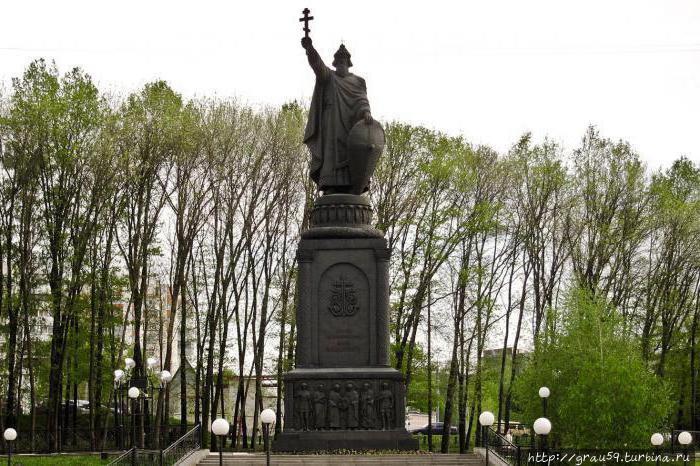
[332,44,353,67]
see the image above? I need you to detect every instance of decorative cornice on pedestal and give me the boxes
[302,194,385,239]
[310,194,374,229]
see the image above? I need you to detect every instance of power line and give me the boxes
[1,43,700,55]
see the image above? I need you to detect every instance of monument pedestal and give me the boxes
[273,194,417,452]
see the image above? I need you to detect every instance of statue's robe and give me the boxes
[312,389,327,429]
[304,46,371,192]
[328,390,341,428]
[346,389,359,428]
[361,388,375,427]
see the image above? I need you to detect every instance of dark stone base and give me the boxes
[273,429,418,452]
[276,368,417,451]
[276,195,417,452]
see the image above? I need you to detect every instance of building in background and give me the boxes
[167,359,278,431]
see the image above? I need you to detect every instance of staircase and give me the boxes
[197,452,483,465]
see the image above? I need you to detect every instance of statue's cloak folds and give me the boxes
[304,72,370,190]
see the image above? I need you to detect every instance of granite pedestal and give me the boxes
[273,194,417,452]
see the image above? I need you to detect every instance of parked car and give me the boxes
[63,399,91,414]
[410,422,459,435]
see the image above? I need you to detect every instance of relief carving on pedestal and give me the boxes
[327,383,342,429]
[379,382,394,430]
[293,380,394,431]
[312,383,327,429]
[295,382,313,431]
[345,383,360,429]
[360,382,376,428]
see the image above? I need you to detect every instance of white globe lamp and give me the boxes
[125,357,136,370]
[212,418,230,436]
[651,433,663,446]
[160,370,173,384]
[478,411,495,426]
[261,408,276,425]
[114,369,124,382]
[128,386,140,399]
[539,386,550,398]
[678,431,692,445]
[533,417,552,435]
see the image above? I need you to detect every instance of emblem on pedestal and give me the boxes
[328,275,360,317]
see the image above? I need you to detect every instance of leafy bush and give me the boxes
[514,288,672,448]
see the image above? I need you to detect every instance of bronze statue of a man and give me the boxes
[301,36,382,195]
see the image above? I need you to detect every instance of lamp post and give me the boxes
[116,354,167,451]
[479,411,495,465]
[678,431,692,466]
[651,432,663,466]
[212,418,230,466]
[4,428,17,466]
[261,408,275,466]
[144,357,158,439]
[128,387,140,451]
[158,370,173,439]
[538,386,550,418]
[157,370,172,461]
[114,369,125,449]
[533,417,552,454]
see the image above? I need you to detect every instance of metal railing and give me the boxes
[108,448,163,466]
[486,427,532,466]
[109,448,136,466]
[108,425,200,466]
[161,424,201,466]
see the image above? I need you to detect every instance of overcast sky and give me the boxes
[2,0,699,170]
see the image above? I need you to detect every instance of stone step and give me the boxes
[197,453,483,465]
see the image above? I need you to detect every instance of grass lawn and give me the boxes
[9,454,110,465]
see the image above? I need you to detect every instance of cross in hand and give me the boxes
[299,8,314,38]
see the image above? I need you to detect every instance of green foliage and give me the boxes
[514,288,672,448]
[401,342,449,413]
